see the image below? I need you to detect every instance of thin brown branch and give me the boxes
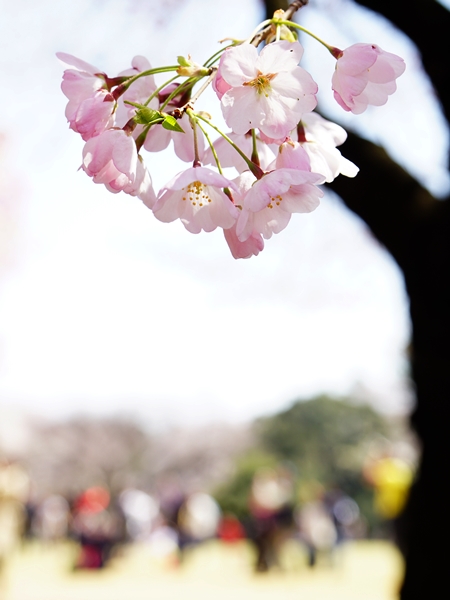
[252,0,309,46]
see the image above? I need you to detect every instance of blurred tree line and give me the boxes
[14,395,410,536]
[214,395,405,531]
[19,417,252,500]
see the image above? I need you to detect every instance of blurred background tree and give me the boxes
[261,1,450,597]
[215,396,402,532]
[214,450,279,522]
[258,396,389,524]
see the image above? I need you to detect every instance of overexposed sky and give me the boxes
[1,0,445,430]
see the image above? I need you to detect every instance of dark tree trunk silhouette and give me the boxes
[262,1,450,597]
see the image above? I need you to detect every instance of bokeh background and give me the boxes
[1,0,448,598]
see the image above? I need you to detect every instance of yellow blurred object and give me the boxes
[370,457,414,519]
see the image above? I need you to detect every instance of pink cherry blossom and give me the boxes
[143,124,171,153]
[244,167,323,213]
[292,113,359,182]
[212,65,232,100]
[57,52,104,102]
[82,129,138,193]
[224,224,264,259]
[69,91,116,141]
[152,167,239,233]
[257,130,289,146]
[58,52,116,140]
[219,41,318,139]
[332,43,406,114]
[273,139,311,172]
[234,168,324,242]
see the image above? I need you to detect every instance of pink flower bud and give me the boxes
[68,91,115,141]
[331,43,405,114]
[58,52,116,140]
[82,129,138,193]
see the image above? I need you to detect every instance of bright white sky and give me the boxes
[0,0,447,430]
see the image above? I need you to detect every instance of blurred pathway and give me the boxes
[2,539,403,600]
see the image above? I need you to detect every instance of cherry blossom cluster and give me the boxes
[57,1,405,259]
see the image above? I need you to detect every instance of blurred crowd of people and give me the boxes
[0,453,414,576]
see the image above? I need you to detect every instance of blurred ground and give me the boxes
[1,539,403,600]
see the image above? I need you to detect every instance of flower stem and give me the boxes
[251,129,260,167]
[112,66,180,99]
[187,111,234,202]
[245,19,273,44]
[144,74,180,107]
[159,77,198,111]
[193,115,224,175]
[248,1,309,47]
[275,24,281,42]
[189,113,202,167]
[273,20,334,53]
[126,65,180,86]
[203,45,233,68]
[188,68,217,106]
[193,113,264,180]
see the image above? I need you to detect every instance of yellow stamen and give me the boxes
[243,70,277,97]
[181,181,213,207]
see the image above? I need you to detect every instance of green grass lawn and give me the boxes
[1,538,404,600]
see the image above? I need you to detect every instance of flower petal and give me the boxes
[256,41,303,74]
[220,44,258,86]
[56,52,101,74]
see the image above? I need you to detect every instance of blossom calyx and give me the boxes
[176,56,210,77]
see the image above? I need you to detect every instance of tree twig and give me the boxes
[251,0,309,46]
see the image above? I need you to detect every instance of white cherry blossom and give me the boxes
[153,167,239,234]
[218,41,318,140]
